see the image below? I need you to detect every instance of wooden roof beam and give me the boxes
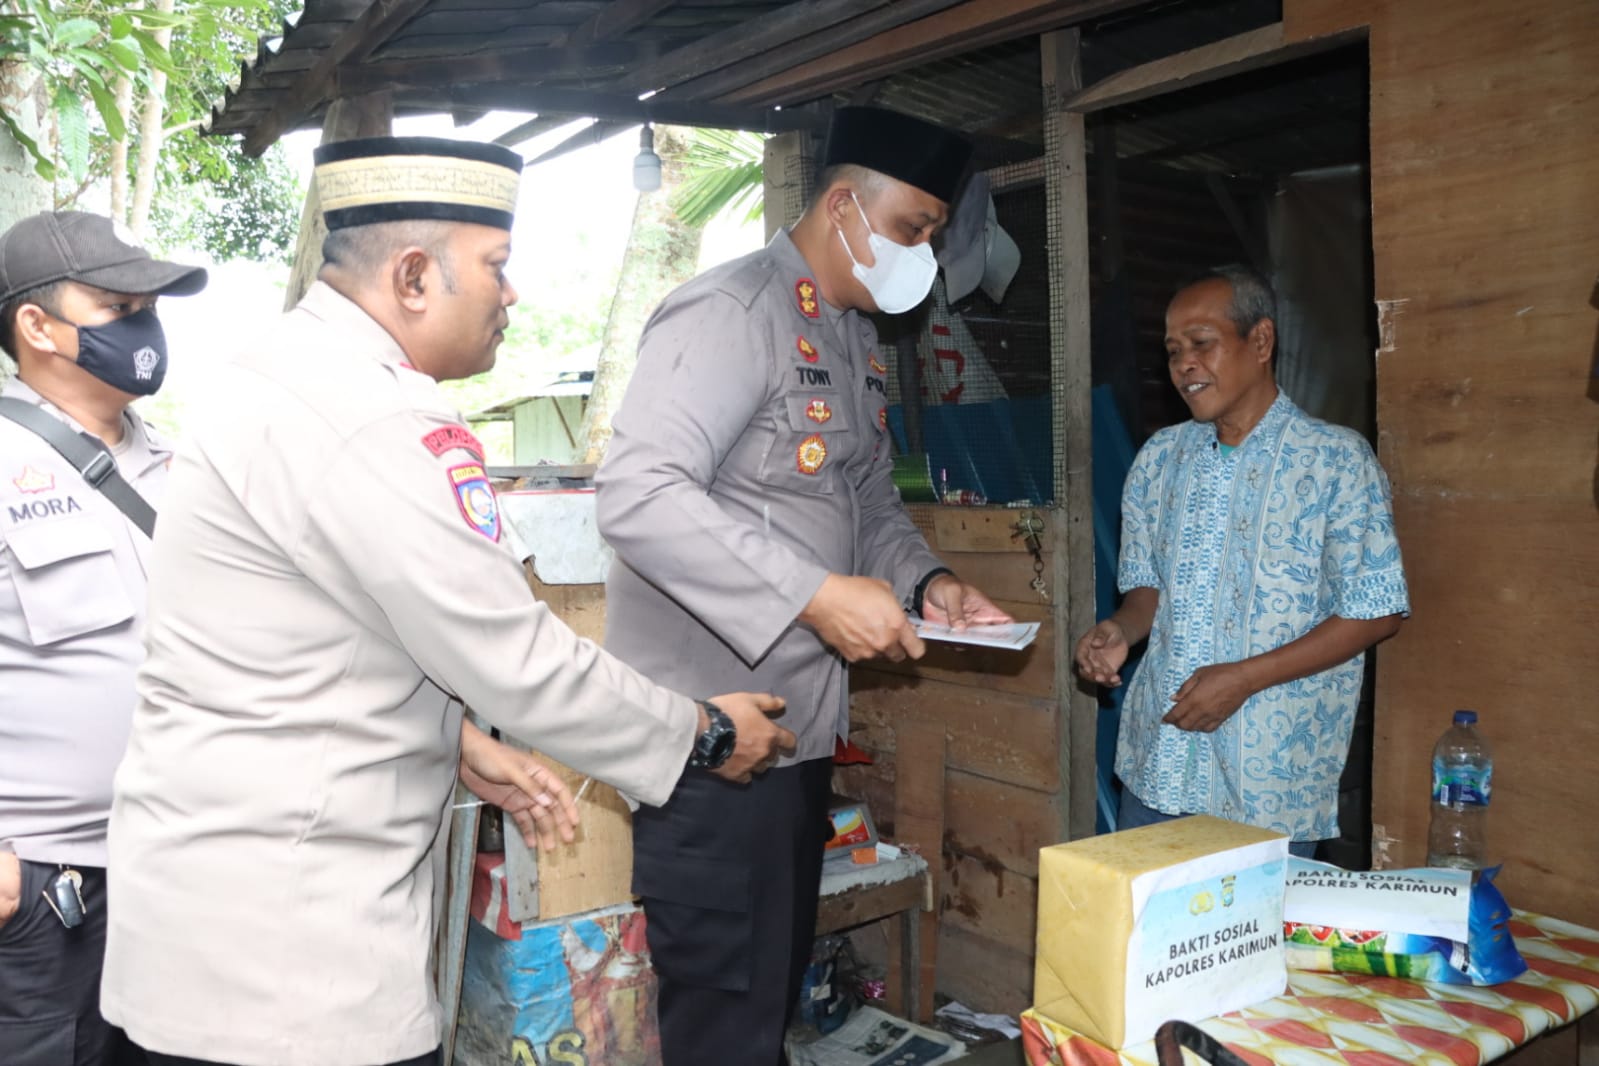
[334,42,647,96]
[399,84,825,135]
[242,0,433,157]
[1062,22,1365,114]
[563,0,679,49]
[723,0,1149,107]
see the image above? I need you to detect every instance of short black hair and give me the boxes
[1179,264,1276,337]
[808,163,887,209]
[0,280,63,362]
[321,220,457,294]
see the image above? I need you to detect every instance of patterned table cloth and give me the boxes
[1022,912,1599,1066]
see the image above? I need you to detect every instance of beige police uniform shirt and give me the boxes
[596,230,945,764]
[0,378,168,868]
[101,282,700,1066]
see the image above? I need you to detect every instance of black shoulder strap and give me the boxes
[0,396,157,537]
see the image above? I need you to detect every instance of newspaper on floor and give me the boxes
[785,1006,965,1066]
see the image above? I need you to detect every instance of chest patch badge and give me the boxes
[868,354,887,375]
[805,399,832,425]
[448,462,500,541]
[797,336,819,363]
[796,434,828,475]
[12,465,55,494]
[796,279,820,319]
[422,425,485,460]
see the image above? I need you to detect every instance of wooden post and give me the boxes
[281,91,393,310]
[1041,29,1099,843]
[892,718,945,1022]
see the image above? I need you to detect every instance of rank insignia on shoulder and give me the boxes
[805,399,832,425]
[878,406,888,430]
[797,336,819,363]
[796,279,820,319]
[422,425,485,460]
[448,462,500,541]
[868,354,887,375]
[796,434,828,475]
[12,465,55,494]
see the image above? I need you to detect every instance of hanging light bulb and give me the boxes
[633,124,662,192]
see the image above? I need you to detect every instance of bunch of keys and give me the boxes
[43,866,86,929]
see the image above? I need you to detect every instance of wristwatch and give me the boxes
[688,700,737,770]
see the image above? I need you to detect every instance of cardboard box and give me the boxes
[1033,815,1288,1048]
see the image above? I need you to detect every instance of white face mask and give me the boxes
[836,192,937,314]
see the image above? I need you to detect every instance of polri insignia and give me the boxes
[12,465,55,494]
[805,400,832,425]
[422,425,485,460]
[448,462,500,541]
[878,406,888,430]
[796,434,828,475]
[797,336,819,363]
[796,279,820,318]
[868,354,887,375]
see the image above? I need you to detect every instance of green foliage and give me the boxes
[0,1,184,182]
[150,142,300,263]
[671,128,766,230]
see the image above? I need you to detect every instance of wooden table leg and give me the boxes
[904,903,921,1024]
[887,913,906,1017]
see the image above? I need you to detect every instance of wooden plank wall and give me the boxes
[1285,0,1599,926]
[837,506,1064,1014]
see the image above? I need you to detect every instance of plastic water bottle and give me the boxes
[1426,710,1492,869]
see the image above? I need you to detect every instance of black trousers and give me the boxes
[632,759,834,1066]
[0,860,142,1066]
[145,1053,438,1066]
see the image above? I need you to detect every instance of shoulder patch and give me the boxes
[12,465,55,494]
[448,462,500,541]
[423,425,485,460]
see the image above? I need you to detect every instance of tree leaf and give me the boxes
[130,28,179,75]
[53,17,100,50]
[111,13,133,38]
[0,110,56,181]
[88,81,127,141]
[107,40,142,73]
[55,88,90,183]
[128,9,186,29]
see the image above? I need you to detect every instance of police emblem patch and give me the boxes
[448,462,500,541]
[796,434,828,475]
[795,279,820,319]
[422,425,485,460]
[868,354,887,375]
[797,336,819,363]
[12,465,55,494]
[878,406,888,430]
[805,399,832,425]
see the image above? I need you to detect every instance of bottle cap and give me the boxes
[1453,709,1477,725]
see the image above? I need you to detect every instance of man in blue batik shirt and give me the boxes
[1075,265,1409,857]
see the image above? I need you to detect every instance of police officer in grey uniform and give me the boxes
[0,211,207,1066]
[596,107,1012,1064]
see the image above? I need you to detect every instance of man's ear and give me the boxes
[13,304,62,355]
[394,248,430,312]
[1249,318,1276,366]
[824,183,858,230]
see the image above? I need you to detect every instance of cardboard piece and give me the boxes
[1033,815,1289,1048]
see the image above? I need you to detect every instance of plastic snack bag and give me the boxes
[1283,858,1526,986]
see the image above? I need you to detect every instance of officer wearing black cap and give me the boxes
[0,211,206,1066]
[98,137,791,1066]
[596,106,1013,1063]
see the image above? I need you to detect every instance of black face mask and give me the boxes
[59,307,169,396]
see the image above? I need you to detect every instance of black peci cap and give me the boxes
[820,106,973,204]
